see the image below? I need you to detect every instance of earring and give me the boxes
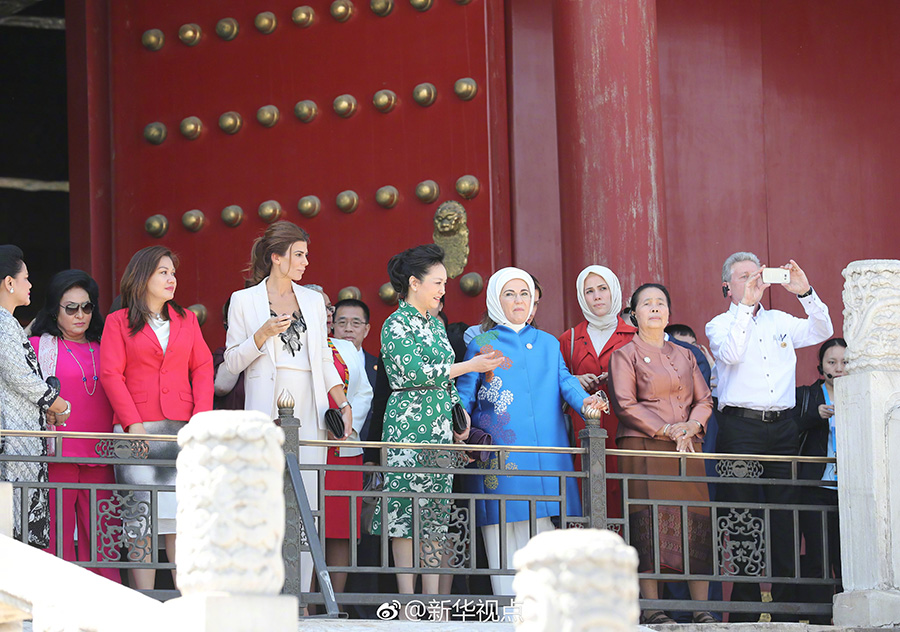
[7,287,12,294]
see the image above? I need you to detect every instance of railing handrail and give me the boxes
[0,429,837,463]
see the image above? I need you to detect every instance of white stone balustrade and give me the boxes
[834,259,900,627]
[165,410,297,631]
[513,528,639,632]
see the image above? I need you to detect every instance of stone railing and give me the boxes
[0,410,295,632]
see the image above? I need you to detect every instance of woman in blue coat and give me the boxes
[456,267,608,595]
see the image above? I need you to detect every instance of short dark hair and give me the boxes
[817,337,847,375]
[664,324,695,339]
[0,244,25,280]
[629,283,671,326]
[334,298,370,323]
[31,270,105,342]
[386,244,445,299]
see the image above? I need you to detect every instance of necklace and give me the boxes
[61,338,98,396]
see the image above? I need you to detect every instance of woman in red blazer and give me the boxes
[559,265,636,521]
[100,245,213,590]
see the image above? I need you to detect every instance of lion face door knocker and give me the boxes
[432,200,469,278]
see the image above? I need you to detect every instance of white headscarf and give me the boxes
[576,265,623,332]
[486,267,535,333]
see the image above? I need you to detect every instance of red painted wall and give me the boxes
[96,0,509,355]
[657,0,900,383]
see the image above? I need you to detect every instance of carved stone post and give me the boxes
[833,260,900,627]
[513,528,639,631]
[163,410,297,631]
[580,416,608,530]
[276,390,303,601]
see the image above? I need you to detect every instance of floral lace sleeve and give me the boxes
[0,315,58,410]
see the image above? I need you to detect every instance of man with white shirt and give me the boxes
[333,299,377,392]
[706,251,833,621]
[332,298,381,618]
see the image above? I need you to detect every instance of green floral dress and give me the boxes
[372,300,460,539]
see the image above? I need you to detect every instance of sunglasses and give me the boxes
[60,302,95,316]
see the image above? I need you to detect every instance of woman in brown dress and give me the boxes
[608,283,714,625]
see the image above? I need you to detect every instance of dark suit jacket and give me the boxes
[670,338,711,384]
[670,337,719,477]
[359,350,379,445]
[795,379,830,480]
[364,352,392,464]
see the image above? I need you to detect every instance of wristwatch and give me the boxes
[797,286,813,298]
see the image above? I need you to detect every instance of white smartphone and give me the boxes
[761,268,790,285]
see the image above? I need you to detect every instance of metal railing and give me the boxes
[0,414,839,621]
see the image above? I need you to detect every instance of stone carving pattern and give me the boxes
[175,410,286,595]
[420,503,470,568]
[95,439,150,459]
[715,459,763,479]
[842,259,900,373]
[416,448,469,469]
[717,508,766,577]
[513,528,639,631]
[97,491,151,561]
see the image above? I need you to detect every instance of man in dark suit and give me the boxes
[333,298,386,617]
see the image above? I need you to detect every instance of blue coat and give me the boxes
[456,325,588,526]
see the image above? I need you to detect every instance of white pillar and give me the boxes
[513,528,639,631]
[163,410,297,632]
[834,260,900,627]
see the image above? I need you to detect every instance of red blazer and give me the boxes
[100,306,213,429]
[559,317,636,519]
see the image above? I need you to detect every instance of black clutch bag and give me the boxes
[451,403,468,435]
[324,408,345,438]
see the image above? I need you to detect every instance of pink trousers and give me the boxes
[44,462,122,583]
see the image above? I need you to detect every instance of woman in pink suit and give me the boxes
[29,269,119,581]
[100,245,213,590]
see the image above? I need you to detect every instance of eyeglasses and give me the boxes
[334,318,368,328]
[60,302,94,316]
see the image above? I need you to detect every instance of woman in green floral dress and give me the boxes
[372,244,502,599]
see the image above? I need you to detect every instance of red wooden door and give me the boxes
[100,0,509,351]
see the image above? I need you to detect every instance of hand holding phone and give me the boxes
[761,267,790,285]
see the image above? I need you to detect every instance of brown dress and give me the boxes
[608,336,714,575]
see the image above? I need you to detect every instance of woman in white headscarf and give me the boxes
[456,267,607,596]
[559,265,636,521]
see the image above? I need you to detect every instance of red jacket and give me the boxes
[559,317,636,519]
[100,307,213,429]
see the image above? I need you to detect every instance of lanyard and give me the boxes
[822,383,837,473]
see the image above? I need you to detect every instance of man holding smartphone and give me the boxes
[706,251,833,621]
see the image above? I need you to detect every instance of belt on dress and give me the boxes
[722,406,791,423]
[395,385,449,392]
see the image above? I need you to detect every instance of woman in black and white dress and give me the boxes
[0,245,71,547]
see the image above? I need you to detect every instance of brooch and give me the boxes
[643,357,651,363]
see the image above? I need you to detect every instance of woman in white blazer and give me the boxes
[224,221,352,597]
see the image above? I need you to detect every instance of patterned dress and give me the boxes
[372,300,460,539]
[0,306,57,547]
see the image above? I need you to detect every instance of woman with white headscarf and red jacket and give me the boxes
[559,265,636,520]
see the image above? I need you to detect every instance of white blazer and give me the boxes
[224,278,341,427]
[329,337,373,457]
